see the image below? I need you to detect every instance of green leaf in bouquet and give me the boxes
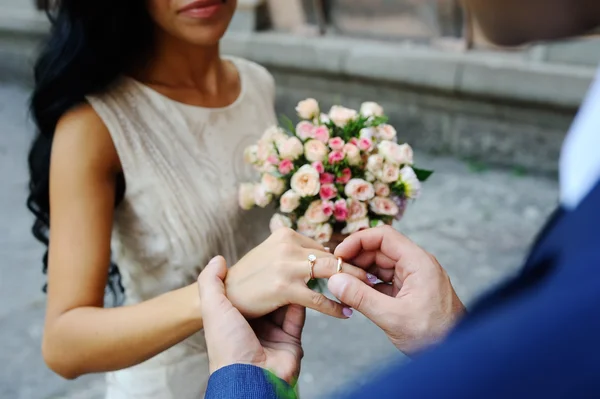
[279,114,296,135]
[413,167,434,182]
[370,219,382,228]
[365,115,389,127]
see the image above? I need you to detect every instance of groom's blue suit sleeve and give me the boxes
[206,364,296,399]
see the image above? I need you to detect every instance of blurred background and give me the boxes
[0,0,597,398]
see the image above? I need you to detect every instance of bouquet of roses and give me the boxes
[239,98,433,244]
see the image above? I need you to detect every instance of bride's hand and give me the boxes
[225,228,375,319]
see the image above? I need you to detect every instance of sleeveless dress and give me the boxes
[86,57,276,399]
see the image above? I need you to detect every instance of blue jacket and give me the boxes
[206,180,600,399]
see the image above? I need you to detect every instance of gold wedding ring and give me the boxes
[308,254,317,280]
[336,257,343,273]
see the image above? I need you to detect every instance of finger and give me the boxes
[374,282,395,296]
[367,265,395,283]
[273,227,325,251]
[198,256,228,310]
[352,250,397,270]
[311,255,377,286]
[282,305,306,340]
[291,286,352,319]
[327,273,396,325]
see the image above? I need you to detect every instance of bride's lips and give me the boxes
[178,0,224,19]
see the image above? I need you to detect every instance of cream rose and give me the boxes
[314,223,333,244]
[269,214,293,233]
[262,126,286,143]
[328,106,358,127]
[342,217,370,234]
[345,179,375,202]
[400,166,422,199]
[261,173,286,195]
[238,183,256,210]
[381,162,400,184]
[304,200,331,224]
[297,216,317,238]
[344,143,362,166]
[374,182,391,197]
[396,143,414,165]
[366,154,384,177]
[254,184,273,208]
[304,139,329,163]
[360,102,384,117]
[280,190,301,213]
[376,124,397,142]
[290,165,321,197]
[346,199,368,221]
[369,196,400,216]
[296,121,315,141]
[379,140,412,165]
[277,136,304,161]
[243,145,259,165]
[296,98,320,120]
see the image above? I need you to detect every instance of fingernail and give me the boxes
[367,273,377,284]
[208,256,220,265]
[343,307,353,318]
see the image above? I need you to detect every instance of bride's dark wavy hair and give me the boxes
[28,0,154,304]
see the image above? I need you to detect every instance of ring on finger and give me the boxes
[308,254,317,281]
[336,256,343,273]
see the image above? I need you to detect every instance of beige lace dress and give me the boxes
[86,56,276,399]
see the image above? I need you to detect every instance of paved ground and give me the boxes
[0,82,559,398]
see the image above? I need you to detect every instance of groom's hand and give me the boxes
[198,256,305,385]
[329,226,466,356]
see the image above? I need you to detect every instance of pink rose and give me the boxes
[376,124,397,142]
[296,98,320,120]
[374,182,391,197]
[343,143,361,166]
[269,213,293,233]
[312,161,325,174]
[346,199,368,221]
[254,184,273,208]
[296,121,315,141]
[328,137,345,151]
[297,216,317,238]
[349,138,359,146]
[381,162,400,184]
[278,159,294,175]
[400,166,422,199]
[314,223,333,244]
[304,139,329,163]
[305,200,331,224]
[345,178,375,202]
[336,168,352,184]
[320,183,338,201]
[333,199,348,222]
[267,155,280,165]
[238,183,256,210]
[358,138,373,152]
[329,106,358,127]
[360,102,384,117]
[342,217,370,234]
[290,165,321,197]
[322,201,334,217]
[257,140,276,162]
[261,173,286,195]
[279,190,301,213]
[320,173,335,184]
[369,196,400,216]
[313,126,330,143]
[328,150,344,165]
[278,136,304,161]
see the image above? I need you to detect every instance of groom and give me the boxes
[200,0,600,397]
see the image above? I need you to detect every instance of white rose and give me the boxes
[314,223,333,244]
[360,127,376,140]
[400,166,422,199]
[360,102,384,117]
[254,184,273,208]
[261,173,286,195]
[296,98,320,120]
[396,143,414,165]
[290,165,321,197]
[304,139,329,163]
[262,126,286,143]
[369,196,400,216]
[238,183,256,210]
[328,105,358,127]
[381,162,400,184]
[280,190,301,213]
[343,143,362,166]
[304,200,330,224]
[378,141,407,165]
[257,139,276,163]
[342,217,370,234]
[297,216,317,238]
[243,145,259,165]
[366,154,385,176]
[277,136,304,161]
[344,179,375,202]
[316,113,331,125]
[365,171,376,182]
[376,124,397,142]
[269,214,293,233]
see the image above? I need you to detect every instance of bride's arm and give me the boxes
[43,106,204,379]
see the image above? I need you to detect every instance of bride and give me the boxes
[27,0,371,398]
